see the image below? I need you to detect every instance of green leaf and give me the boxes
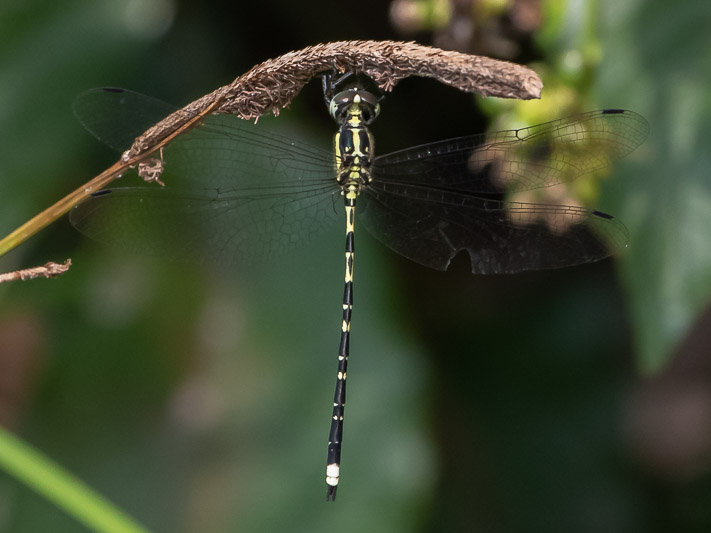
[596,0,711,372]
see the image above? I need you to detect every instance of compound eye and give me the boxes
[357,92,380,124]
[361,102,380,125]
[329,91,355,122]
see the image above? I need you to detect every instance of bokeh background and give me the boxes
[1,0,711,531]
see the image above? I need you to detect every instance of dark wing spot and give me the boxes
[592,210,614,220]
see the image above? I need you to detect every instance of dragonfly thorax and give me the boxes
[331,89,377,191]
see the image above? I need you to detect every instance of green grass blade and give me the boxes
[0,426,151,533]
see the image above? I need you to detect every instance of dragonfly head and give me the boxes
[329,89,380,126]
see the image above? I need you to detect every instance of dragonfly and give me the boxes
[70,75,649,500]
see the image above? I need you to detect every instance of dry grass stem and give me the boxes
[0,260,72,284]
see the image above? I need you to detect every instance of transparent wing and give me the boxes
[372,109,649,193]
[71,89,642,272]
[71,182,340,265]
[73,88,178,151]
[359,181,629,274]
[70,90,340,265]
[360,109,645,273]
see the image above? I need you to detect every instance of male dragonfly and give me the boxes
[70,75,649,500]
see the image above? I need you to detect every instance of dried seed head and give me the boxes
[126,40,542,161]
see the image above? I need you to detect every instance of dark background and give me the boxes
[1,0,710,531]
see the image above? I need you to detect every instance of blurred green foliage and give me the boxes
[0,1,710,532]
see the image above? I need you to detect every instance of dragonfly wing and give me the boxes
[372,109,649,193]
[165,114,335,189]
[359,181,629,274]
[73,88,179,152]
[71,184,340,265]
[71,113,340,265]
